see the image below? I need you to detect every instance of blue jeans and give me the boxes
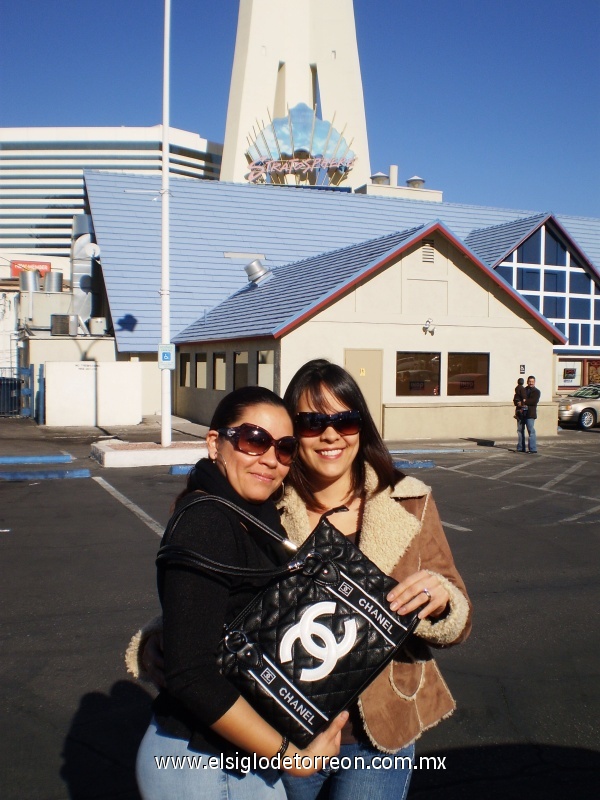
[517,417,537,452]
[136,718,286,800]
[282,741,415,800]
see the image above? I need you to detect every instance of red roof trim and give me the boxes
[274,221,567,344]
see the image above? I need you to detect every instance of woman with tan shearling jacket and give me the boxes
[130,359,471,800]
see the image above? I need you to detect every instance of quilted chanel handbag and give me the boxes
[156,494,421,747]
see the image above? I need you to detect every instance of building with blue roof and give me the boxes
[6,1,600,431]
[157,214,566,439]
[80,172,600,428]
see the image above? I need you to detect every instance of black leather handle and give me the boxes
[156,543,305,580]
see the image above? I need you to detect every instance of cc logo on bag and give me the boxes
[279,601,357,682]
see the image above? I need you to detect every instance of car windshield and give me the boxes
[571,387,600,398]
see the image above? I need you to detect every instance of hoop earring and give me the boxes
[215,451,227,473]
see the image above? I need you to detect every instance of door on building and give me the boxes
[344,350,383,433]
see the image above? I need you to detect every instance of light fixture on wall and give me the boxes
[423,318,435,334]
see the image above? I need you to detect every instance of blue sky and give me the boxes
[1,0,598,217]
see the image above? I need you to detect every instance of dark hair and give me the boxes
[283,359,404,510]
[209,385,287,430]
[175,386,290,506]
[527,375,536,381]
[517,378,524,385]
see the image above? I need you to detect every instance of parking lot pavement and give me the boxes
[1,423,599,798]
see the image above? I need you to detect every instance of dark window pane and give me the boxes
[594,326,600,346]
[556,322,566,335]
[447,353,489,396]
[523,294,540,310]
[234,352,249,390]
[581,325,590,346]
[544,270,566,292]
[496,265,513,285]
[544,229,567,266]
[517,229,541,264]
[570,298,591,319]
[517,268,540,290]
[543,296,565,318]
[396,352,440,396]
[595,299,600,320]
[179,354,191,388]
[569,324,579,345]
[570,271,591,294]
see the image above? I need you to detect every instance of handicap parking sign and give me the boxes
[158,344,176,370]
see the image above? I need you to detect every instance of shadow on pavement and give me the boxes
[61,680,152,800]
[410,742,599,799]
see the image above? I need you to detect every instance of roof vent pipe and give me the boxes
[244,259,271,284]
[370,171,389,186]
[406,175,425,189]
[389,165,398,187]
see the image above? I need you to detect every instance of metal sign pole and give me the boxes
[160,0,172,447]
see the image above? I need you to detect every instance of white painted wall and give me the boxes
[45,361,142,426]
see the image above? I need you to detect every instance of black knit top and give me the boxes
[153,459,290,755]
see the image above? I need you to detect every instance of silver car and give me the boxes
[558,385,600,430]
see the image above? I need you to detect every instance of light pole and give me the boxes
[160,0,172,447]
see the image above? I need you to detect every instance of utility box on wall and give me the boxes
[44,361,142,426]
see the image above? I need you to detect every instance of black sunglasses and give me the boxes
[218,423,298,466]
[295,410,362,438]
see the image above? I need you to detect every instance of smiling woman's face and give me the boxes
[206,403,293,504]
[296,387,360,490]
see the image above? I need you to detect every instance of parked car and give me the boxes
[558,385,600,429]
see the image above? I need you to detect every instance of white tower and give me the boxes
[220,0,371,189]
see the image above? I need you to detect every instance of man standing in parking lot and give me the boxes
[517,376,541,453]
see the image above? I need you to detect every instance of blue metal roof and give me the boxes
[174,226,424,342]
[465,213,549,267]
[175,221,566,345]
[84,171,600,352]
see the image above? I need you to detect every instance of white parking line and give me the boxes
[445,454,505,470]
[442,521,472,532]
[489,461,531,479]
[539,461,584,490]
[499,495,549,512]
[92,476,164,536]
[557,503,600,523]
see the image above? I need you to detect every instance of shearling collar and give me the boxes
[278,466,431,575]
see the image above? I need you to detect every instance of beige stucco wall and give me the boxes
[25,337,161,421]
[129,354,163,416]
[279,233,558,440]
[383,401,558,440]
[45,361,142,426]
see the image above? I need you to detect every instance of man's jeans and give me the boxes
[517,417,537,452]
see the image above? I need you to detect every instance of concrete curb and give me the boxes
[170,465,194,475]
[393,460,435,469]
[0,469,91,481]
[0,454,73,465]
[389,448,476,455]
[90,440,208,468]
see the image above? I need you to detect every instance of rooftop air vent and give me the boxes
[407,175,425,189]
[244,259,271,284]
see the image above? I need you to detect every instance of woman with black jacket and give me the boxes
[135,386,347,800]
